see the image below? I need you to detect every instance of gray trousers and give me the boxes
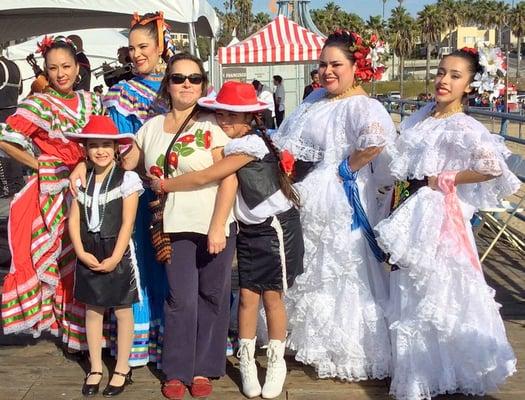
[162,228,236,384]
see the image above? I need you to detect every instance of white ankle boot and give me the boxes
[262,339,287,399]
[237,337,262,398]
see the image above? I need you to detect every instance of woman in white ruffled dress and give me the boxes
[375,47,519,399]
[272,30,395,381]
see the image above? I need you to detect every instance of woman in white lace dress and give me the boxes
[272,30,395,381]
[375,48,519,399]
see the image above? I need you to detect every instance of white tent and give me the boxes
[0,1,221,85]
[0,1,220,41]
[6,29,129,97]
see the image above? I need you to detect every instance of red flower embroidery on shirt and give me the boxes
[168,152,178,169]
[179,134,195,143]
[149,165,163,178]
[203,130,211,149]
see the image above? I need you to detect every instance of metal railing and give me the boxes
[378,97,525,146]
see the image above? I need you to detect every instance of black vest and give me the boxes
[79,167,125,239]
[0,56,21,123]
[236,133,281,210]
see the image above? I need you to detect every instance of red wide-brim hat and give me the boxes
[65,115,135,145]
[198,80,269,112]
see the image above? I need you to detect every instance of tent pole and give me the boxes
[188,22,196,55]
[210,37,216,89]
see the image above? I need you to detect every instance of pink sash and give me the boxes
[437,171,482,272]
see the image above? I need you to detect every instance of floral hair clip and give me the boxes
[331,29,387,84]
[36,35,76,56]
[36,35,55,55]
[279,150,295,177]
[350,32,387,84]
[461,47,478,56]
[469,42,506,101]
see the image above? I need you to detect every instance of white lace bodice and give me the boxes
[273,90,397,165]
[393,103,521,209]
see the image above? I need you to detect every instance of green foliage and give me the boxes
[310,2,364,35]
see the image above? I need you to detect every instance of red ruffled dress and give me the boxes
[0,89,102,349]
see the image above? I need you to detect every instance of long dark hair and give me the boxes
[253,115,301,208]
[156,52,208,110]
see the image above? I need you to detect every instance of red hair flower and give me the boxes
[330,29,388,84]
[36,35,55,55]
[279,150,295,177]
[461,47,478,55]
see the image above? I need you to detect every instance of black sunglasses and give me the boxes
[169,73,204,85]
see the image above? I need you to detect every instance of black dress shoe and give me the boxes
[82,371,103,396]
[102,369,133,397]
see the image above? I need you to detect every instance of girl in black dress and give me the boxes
[67,115,143,397]
[150,82,304,399]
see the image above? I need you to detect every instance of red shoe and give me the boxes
[189,377,212,398]
[161,379,186,400]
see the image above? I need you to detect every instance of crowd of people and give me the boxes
[0,10,521,400]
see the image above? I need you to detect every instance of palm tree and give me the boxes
[418,4,446,95]
[510,1,525,85]
[437,0,462,50]
[234,0,253,40]
[388,6,418,97]
[251,12,272,34]
[494,1,511,46]
[366,15,386,39]
[339,13,366,33]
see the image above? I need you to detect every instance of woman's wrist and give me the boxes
[160,178,167,193]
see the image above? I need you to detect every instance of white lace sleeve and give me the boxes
[470,145,503,176]
[356,121,388,149]
[121,171,144,198]
[355,99,396,150]
[458,119,521,208]
[223,135,269,159]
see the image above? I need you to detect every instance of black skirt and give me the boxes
[236,207,304,292]
[74,232,139,307]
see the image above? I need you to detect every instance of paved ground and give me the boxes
[0,228,523,400]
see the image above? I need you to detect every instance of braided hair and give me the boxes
[253,114,301,208]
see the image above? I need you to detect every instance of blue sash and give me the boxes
[338,160,387,263]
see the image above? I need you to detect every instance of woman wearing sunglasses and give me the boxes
[122,52,237,400]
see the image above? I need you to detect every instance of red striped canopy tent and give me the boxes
[218,15,325,65]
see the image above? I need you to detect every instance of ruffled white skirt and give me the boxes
[286,164,392,381]
[375,187,516,400]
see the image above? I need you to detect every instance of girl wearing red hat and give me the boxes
[66,115,143,397]
[150,81,304,399]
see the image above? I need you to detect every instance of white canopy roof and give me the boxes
[0,0,220,44]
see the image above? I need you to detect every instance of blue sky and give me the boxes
[208,0,516,19]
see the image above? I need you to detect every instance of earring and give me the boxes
[154,58,166,74]
[75,74,81,84]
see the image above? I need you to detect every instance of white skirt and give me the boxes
[286,164,392,381]
[375,187,516,399]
